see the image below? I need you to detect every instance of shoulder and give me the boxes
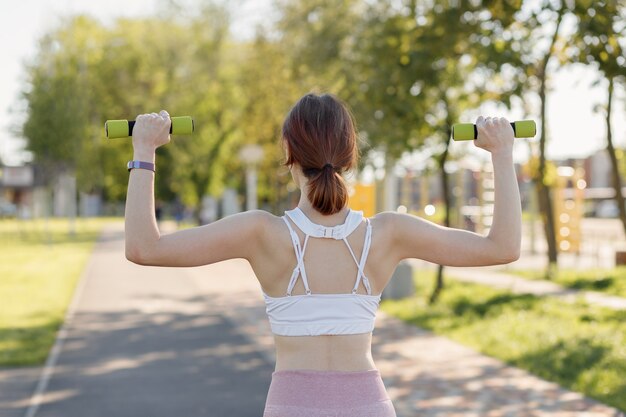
[243,209,280,231]
[217,210,280,244]
[249,209,287,240]
[367,211,397,233]
[364,211,399,249]
[230,210,282,257]
[367,210,430,244]
[247,209,278,222]
[244,209,292,262]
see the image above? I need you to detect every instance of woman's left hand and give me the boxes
[132,110,171,153]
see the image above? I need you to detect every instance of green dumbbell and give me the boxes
[451,120,536,141]
[105,116,194,139]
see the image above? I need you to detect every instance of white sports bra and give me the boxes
[262,206,382,337]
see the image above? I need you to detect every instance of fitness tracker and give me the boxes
[127,160,155,173]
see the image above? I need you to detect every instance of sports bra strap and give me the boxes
[281,213,372,296]
[282,216,311,295]
[354,218,373,294]
[286,206,362,239]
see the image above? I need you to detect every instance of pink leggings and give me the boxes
[263,368,397,417]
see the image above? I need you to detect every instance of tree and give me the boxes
[274,0,364,94]
[162,4,246,222]
[535,3,566,274]
[22,16,107,191]
[19,4,254,218]
[353,1,527,302]
[272,0,530,302]
[491,0,573,276]
[569,1,626,236]
[237,33,301,213]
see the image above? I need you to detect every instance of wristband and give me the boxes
[127,160,155,173]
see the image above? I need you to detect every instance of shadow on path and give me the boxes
[34,305,273,417]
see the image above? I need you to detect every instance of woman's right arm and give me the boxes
[389,116,521,267]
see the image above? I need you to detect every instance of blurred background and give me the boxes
[1,0,625,261]
[1,0,625,414]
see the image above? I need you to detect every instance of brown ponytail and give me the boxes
[281,93,359,215]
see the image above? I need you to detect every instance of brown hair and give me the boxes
[281,93,359,215]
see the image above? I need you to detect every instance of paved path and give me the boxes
[1,220,623,417]
[1,221,274,417]
[405,259,626,311]
[0,367,42,417]
[449,267,626,310]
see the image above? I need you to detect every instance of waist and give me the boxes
[273,332,375,372]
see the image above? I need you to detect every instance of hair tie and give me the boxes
[323,163,334,170]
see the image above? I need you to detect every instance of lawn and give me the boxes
[509,267,626,299]
[380,269,626,412]
[0,217,114,366]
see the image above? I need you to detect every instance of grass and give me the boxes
[508,267,626,299]
[380,269,626,412]
[0,217,114,366]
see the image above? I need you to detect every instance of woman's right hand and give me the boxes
[474,116,515,156]
[132,110,171,154]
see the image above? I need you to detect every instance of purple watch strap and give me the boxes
[127,160,155,172]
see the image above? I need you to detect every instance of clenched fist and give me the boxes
[474,116,514,156]
[132,110,171,153]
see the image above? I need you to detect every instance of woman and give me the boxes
[125,93,521,416]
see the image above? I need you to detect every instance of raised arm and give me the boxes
[391,116,521,267]
[124,110,269,267]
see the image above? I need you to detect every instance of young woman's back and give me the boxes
[124,93,520,417]
[252,207,397,372]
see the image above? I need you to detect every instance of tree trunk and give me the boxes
[534,8,564,278]
[429,132,451,304]
[536,79,558,274]
[605,77,626,236]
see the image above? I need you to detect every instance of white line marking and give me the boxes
[23,227,104,417]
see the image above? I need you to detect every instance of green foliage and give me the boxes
[525,154,559,186]
[380,269,626,411]
[22,16,106,184]
[275,0,362,93]
[568,0,624,80]
[19,6,255,211]
[236,35,301,210]
[17,0,624,219]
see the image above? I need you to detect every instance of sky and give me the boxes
[0,0,624,167]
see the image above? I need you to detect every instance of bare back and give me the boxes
[247,211,400,371]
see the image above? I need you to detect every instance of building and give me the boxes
[0,163,37,218]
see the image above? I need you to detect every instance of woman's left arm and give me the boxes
[125,110,269,267]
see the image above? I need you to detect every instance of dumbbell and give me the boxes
[451,120,536,141]
[105,116,194,139]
